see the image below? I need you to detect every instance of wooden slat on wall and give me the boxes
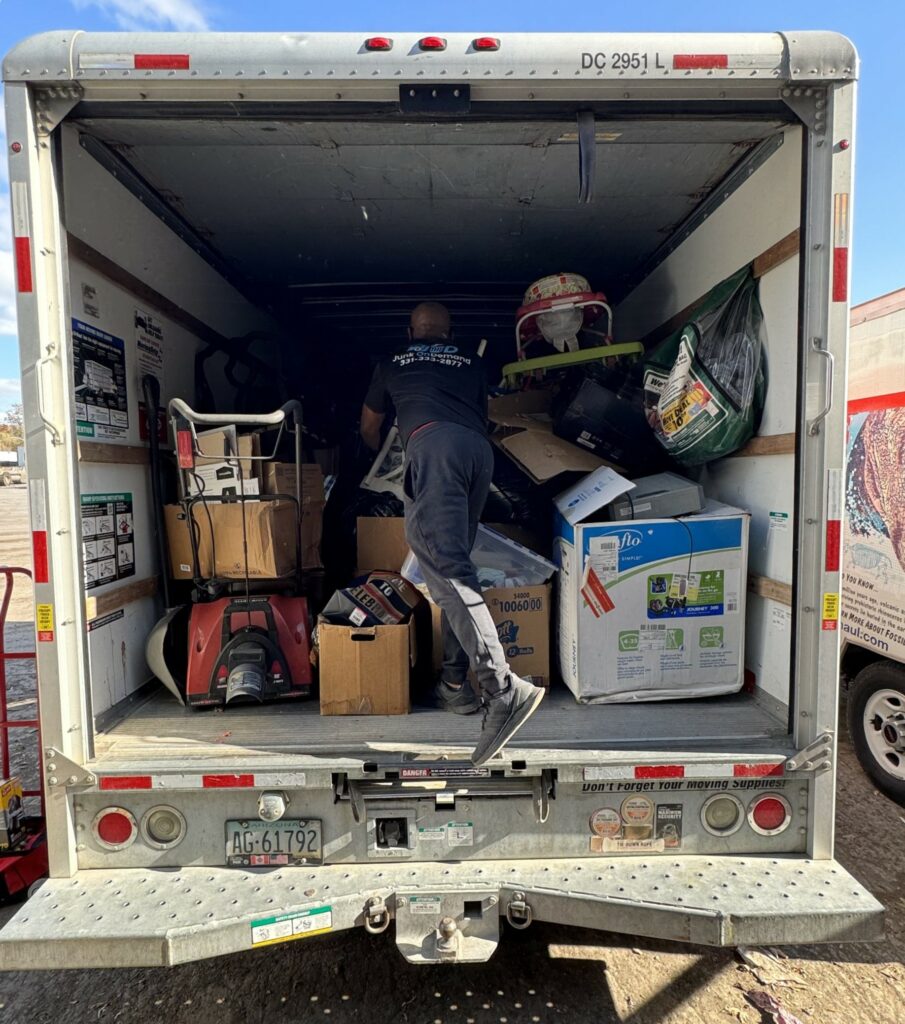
[86,576,158,620]
[79,442,149,465]
[748,573,792,607]
[730,433,796,458]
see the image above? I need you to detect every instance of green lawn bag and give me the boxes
[642,267,767,466]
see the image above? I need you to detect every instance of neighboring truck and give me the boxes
[0,30,883,968]
[0,452,25,486]
[842,288,905,804]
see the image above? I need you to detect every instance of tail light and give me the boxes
[141,806,187,849]
[747,794,792,836]
[700,794,744,836]
[92,807,138,850]
[418,36,447,51]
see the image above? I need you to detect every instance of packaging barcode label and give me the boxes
[589,538,619,580]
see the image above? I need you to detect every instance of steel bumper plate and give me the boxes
[0,855,883,969]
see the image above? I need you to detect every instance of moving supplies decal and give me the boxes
[81,493,135,590]
[72,319,129,439]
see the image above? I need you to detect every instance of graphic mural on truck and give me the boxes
[843,398,905,660]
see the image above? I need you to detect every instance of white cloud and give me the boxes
[72,0,211,32]
[0,378,21,400]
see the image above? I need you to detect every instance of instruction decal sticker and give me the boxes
[72,319,129,439]
[36,603,54,642]
[250,906,332,947]
[81,493,135,590]
[822,592,839,631]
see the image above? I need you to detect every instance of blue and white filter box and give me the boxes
[554,501,749,702]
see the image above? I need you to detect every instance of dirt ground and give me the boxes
[1,485,904,1024]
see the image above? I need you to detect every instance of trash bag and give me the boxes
[320,571,424,627]
[642,268,767,466]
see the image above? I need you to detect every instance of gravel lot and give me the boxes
[1,485,903,1024]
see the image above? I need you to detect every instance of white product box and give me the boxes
[554,499,749,703]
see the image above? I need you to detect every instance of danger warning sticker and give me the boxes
[822,592,839,631]
[36,603,54,642]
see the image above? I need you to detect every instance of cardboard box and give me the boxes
[488,390,617,484]
[190,461,260,497]
[0,777,24,850]
[555,500,749,702]
[357,516,409,573]
[318,618,415,715]
[164,500,298,580]
[423,582,552,687]
[195,426,260,483]
[262,464,325,570]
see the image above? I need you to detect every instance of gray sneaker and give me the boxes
[471,677,545,766]
[431,680,481,715]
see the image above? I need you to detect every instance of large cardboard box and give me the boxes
[555,500,749,702]
[318,618,415,715]
[164,501,298,580]
[488,390,617,484]
[263,463,325,569]
[357,516,409,573]
[0,777,24,851]
[423,581,552,687]
[357,517,547,575]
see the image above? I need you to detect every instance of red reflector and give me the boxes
[14,236,33,293]
[32,530,49,584]
[134,54,190,70]
[473,37,500,51]
[364,36,393,51]
[202,774,255,788]
[734,763,784,778]
[418,36,447,51]
[100,776,152,790]
[752,797,787,831]
[96,811,135,846]
[825,519,841,572]
[216,665,229,681]
[270,661,282,675]
[673,54,729,70]
[635,765,685,779]
[832,247,848,302]
[177,429,195,469]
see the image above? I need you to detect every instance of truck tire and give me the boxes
[0,472,10,487]
[847,660,905,806]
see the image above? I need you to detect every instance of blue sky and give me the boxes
[1,1,903,412]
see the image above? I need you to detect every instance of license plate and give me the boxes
[225,819,322,866]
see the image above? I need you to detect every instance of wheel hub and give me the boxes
[863,688,905,781]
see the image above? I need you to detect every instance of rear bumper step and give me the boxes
[0,855,882,969]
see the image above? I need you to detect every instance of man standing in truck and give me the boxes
[360,302,544,765]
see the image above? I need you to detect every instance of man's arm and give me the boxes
[360,403,386,452]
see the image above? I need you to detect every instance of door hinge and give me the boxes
[44,747,95,788]
[786,732,833,774]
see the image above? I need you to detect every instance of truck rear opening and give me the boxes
[0,31,882,968]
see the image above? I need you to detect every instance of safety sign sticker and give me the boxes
[36,603,54,642]
[250,906,332,947]
[81,493,135,590]
[72,319,129,439]
[822,592,839,631]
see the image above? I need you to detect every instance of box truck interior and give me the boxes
[63,106,802,764]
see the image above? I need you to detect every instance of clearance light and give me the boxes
[92,807,138,850]
[473,37,501,51]
[364,37,393,52]
[748,794,792,836]
[418,36,447,51]
[141,806,187,849]
[701,794,744,837]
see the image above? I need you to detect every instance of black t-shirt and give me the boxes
[364,338,488,445]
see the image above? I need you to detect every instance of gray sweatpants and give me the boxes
[403,422,512,697]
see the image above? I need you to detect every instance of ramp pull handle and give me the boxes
[35,356,63,446]
[807,337,835,436]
